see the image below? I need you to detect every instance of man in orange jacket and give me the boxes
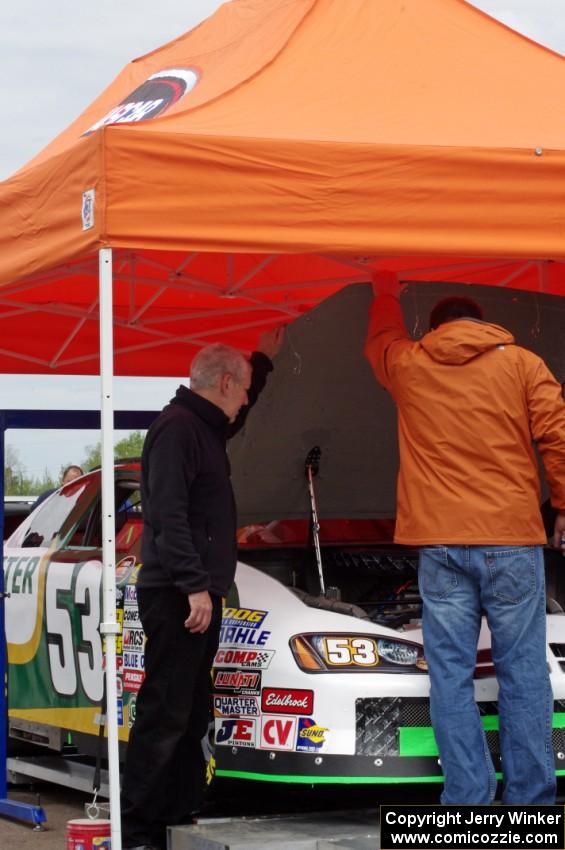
[365,271,565,805]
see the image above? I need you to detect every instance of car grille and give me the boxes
[355,697,565,757]
[550,643,565,673]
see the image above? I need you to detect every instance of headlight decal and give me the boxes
[290,633,427,674]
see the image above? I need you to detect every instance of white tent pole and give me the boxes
[99,247,122,850]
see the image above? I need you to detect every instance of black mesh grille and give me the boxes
[324,550,418,576]
[397,699,430,727]
[355,698,565,758]
[484,730,500,754]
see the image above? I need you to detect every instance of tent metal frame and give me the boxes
[0,250,545,372]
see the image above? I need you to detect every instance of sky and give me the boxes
[0,0,563,479]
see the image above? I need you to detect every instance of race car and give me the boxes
[4,283,565,786]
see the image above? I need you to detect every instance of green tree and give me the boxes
[82,430,146,471]
[4,446,58,496]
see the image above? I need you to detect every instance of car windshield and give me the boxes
[20,480,95,548]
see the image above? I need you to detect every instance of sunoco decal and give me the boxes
[83,67,199,136]
[296,717,329,752]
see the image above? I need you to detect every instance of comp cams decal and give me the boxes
[213,648,274,669]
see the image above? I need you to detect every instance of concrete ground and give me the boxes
[0,782,96,850]
[0,776,441,849]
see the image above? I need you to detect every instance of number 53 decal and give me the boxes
[45,561,104,702]
[323,637,378,666]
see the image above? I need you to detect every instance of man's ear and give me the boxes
[219,373,232,395]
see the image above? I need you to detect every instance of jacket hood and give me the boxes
[420,319,515,365]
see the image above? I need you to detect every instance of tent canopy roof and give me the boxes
[0,0,564,375]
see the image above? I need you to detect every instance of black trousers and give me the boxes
[121,587,222,849]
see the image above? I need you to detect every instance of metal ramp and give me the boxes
[7,755,109,798]
[168,809,380,850]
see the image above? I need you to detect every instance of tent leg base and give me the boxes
[0,797,47,827]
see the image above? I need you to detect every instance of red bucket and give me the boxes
[66,818,111,850]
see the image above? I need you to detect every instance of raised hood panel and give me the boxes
[230,282,565,527]
[230,284,398,525]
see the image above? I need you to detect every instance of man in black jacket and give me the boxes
[121,330,283,850]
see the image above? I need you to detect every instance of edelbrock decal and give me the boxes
[261,687,314,715]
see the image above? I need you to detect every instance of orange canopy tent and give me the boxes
[0,0,565,375]
[1,0,565,844]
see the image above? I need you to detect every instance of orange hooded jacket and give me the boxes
[364,295,565,546]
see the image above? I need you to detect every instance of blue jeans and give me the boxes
[419,545,555,805]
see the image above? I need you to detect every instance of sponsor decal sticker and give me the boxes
[123,651,144,671]
[214,648,274,669]
[222,607,268,629]
[123,606,141,626]
[215,718,256,748]
[122,626,145,651]
[124,585,138,604]
[117,699,124,727]
[128,694,137,729]
[260,716,297,751]
[213,694,260,718]
[296,717,328,752]
[124,669,145,693]
[82,189,95,230]
[261,687,314,715]
[116,555,138,583]
[218,626,271,646]
[83,67,199,136]
[213,669,261,695]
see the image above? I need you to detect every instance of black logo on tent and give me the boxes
[83,67,199,136]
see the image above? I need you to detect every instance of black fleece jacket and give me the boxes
[138,352,272,597]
